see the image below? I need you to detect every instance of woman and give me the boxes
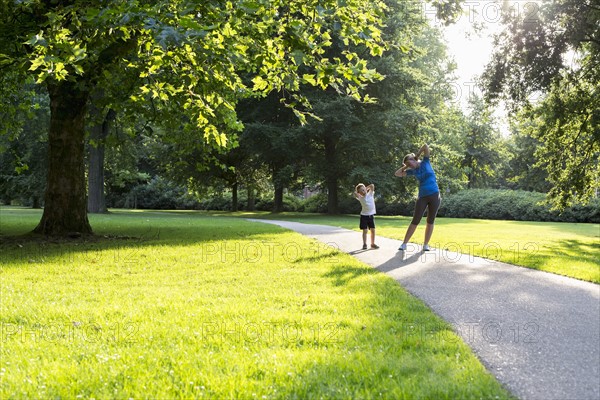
[394,144,440,251]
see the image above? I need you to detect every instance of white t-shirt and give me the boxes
[358,191,376,215]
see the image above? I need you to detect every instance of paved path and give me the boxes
[250,219,600,400]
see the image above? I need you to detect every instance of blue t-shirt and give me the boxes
[406,157,439,198]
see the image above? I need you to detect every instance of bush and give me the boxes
[339,195,359,215]
[377,197,416,216]
[124,177,201,210]
[299,193,328,213]
[255,194,302,212]
[198,192,248,211]
[438,189,599,223]
[282,195,303,212]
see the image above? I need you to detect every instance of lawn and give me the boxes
[232,212,600,283]
[0,207,513,398]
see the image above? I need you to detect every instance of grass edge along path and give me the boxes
[225,211,600,284]
[0,208,513,398]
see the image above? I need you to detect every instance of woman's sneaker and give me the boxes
[422,244,431,251]
[398,243,407,251]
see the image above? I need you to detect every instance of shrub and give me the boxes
[339,195,359,215]
[377,197,416,216]
[255,194,302,212]
[438,189,599,223]
[198,192,248,211]
[127,177,201,210]
[299,193,328,213]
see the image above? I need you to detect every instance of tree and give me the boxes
[425,106,469,194]
[503,119,550,193]
[0,0,385,236]
[481,0,599,208]
[300,92,361,214]
[297,2,460,213]
[462,95,507,189]
[235,90,306,212]
[0,82,48,207]
[87,96,115,214]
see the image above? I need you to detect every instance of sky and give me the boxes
[426,1,539,134]
[439,18,500,109]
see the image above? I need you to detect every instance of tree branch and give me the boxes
[96,35,139,68]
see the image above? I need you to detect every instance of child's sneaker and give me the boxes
[398,243,407,251]
[422,244,431,251]
[362,244,368,250]
[371,244,379,249]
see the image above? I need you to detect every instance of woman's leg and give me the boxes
[424,223,434,246]
[423,193,441,247]
[403,197,428,245]
[403,223,418,243]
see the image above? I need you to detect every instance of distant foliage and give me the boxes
[438,189,599,223]
[110,177,200,210]
[299,193,329,213]
[107,182,600,223]
[375,198,417,217]
[198,193,245,211]
[255,195,302,213]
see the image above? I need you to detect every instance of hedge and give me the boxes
[437,189,599,223]
[111,180,599,223]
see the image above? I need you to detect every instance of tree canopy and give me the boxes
[0,0,386,235]
[481,0,599,208]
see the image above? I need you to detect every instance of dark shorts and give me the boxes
[359,214,375,230]
[411,192,441,225]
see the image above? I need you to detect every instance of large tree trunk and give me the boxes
[87,133,107,213]
[247,185,255,211]
[326,178,338,214]
[324,136,339,214]
[231,182,238,211]
[273,186,284,212]
[34,81,92,236]
[271,165,284,212]
[87,107,115,213]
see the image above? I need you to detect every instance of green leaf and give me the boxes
[28,57,45,71]
[302,74,316,86]
[291,50,304,66]
[252,76,268,91]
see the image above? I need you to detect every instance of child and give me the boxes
[354,183,379,250]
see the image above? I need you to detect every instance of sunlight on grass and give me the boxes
[0,208,512,398]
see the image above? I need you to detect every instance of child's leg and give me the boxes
[370,228,376,245]
[362,229,368,245]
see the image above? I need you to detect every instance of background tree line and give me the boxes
[1,0,598,229]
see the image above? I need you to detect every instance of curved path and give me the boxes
[250,219,600,400]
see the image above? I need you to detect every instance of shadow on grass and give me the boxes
[0,213,290,268]
[321,264,380,287]
[515,238,600,282]
[550,239,599,260]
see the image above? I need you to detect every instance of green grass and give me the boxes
[0,207,513,398]
[230,211,600,284]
